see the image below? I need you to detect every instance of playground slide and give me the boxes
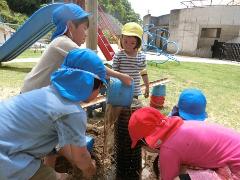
[0,3,64,62]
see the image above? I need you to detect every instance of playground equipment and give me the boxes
[0,3,63,62]
[98,28,115,61]
[98,5,119,43]
[97,5,119,61]
[143,24,180,64]
[0,3,116,62]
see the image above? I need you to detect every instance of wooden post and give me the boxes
[64,0,85,8]
[85,0,98,51]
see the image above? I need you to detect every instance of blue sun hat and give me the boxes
[51,48,106,102]
[51,3,90,40]
[178,88,207,121]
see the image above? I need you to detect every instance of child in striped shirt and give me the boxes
[103,22,150,161]
[112,22,149,98]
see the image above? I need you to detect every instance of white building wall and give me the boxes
[168,6,240,57]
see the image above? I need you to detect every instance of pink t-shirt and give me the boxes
[159,121,240,180]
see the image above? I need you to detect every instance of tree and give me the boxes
[4,0,141,26]
[98,0,141,24]
[0,0,27,28]
[6,0,52,16]
[6,0,38,16]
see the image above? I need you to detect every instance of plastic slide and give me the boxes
[0,3,64,62]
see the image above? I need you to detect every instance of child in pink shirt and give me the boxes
[128,107,240,180]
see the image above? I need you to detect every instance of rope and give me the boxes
[142,24,180,64]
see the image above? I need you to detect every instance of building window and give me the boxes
[200,28,221,38]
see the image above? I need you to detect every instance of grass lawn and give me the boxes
[16,49,43,58]
[0,62,35,88]
[0,61,239,131]
[144,62,240,131]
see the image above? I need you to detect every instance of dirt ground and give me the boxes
[0,88,158,180]
[54,109,158,180]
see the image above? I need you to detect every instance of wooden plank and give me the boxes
[141,78,170,91]
[81,95,106,108]
[80,78,170,108]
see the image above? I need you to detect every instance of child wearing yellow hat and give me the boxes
[113,22,149,99]
[103,22,150,158]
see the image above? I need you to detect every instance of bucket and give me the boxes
[150,95,165,108]
[151,85,166,96]
[106,77,134,107]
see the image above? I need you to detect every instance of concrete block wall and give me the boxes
[168,6,240,57]
[143,14,152,48]
[157,14,169,26]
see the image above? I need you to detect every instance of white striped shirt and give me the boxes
[112,50,146,96]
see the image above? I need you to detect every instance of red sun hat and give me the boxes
[128,107,183,149]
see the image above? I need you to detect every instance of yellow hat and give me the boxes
[122,22,143,41]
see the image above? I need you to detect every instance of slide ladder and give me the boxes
[0,3,64,62]
[97,28,115,61]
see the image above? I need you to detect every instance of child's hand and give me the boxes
[144,88,149,98]
[119,73,133,86]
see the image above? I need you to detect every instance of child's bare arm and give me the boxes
[105,66,132,86]
[57,144,96,179]
[140,69,149,98]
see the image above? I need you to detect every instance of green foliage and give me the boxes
[1,0,141,28]
[103,30,118,43]
[6,0,51,16]
[0,0,27,29]
[98,0,141,24]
